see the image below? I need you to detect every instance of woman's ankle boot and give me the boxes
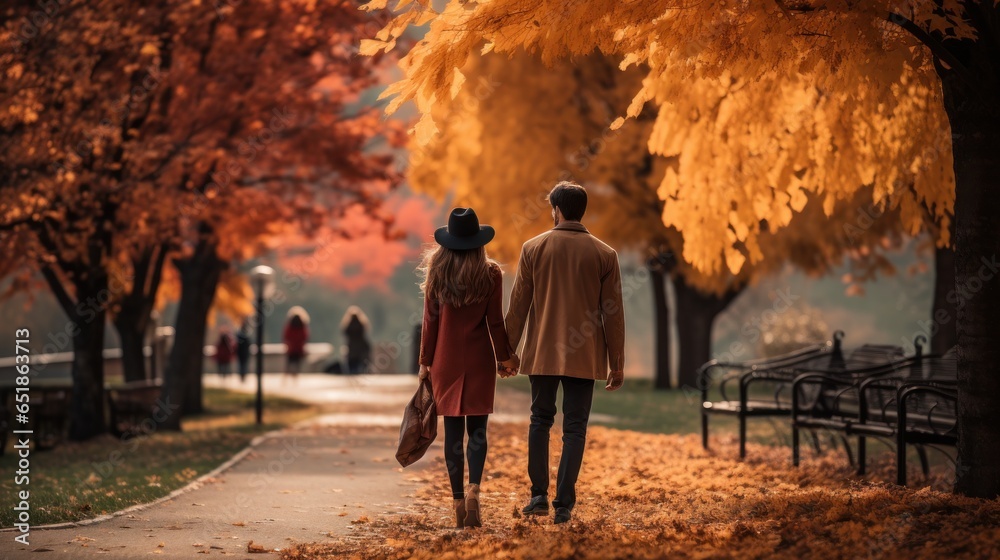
[453,498,466,528]
[464,484,482,527]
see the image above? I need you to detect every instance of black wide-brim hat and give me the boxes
[434,207,495,250]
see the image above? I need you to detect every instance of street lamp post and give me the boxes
[250,265,275,426]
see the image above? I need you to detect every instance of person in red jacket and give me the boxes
[214,328,237,378]
[282,307,310,383]
[417,207,520,528]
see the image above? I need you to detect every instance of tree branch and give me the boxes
[40,265,78,320]
[883,10,996,107]
[885,12,972,80]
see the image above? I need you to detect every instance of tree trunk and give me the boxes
[931,244,958,355]
[69,306,108,440]
[672,275,742,390]
[115,325,148,383]
[650,264,672,389]
[938,50,1000,497]
[113,245,168,383]
[40,265,110,441]
[161,234,226,430]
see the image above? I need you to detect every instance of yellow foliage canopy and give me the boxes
[365,0,956,275]
[409,50,917,294]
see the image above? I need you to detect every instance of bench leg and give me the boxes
[840,434,855,467]
[792,424,800,467]
[897,440,907,486]
[702,413,709,450]
[738,416,747,459]
[916,445,930,478]
[857,436,867,475]
[810,430,823,455]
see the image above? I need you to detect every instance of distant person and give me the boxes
[214,328,237,378]
[341,306,372,374]
[505,181,625,525]
[418,207,519,528]
[282,307,310,382]
[236,319,253,382]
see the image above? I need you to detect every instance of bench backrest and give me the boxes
[106,382,162,409]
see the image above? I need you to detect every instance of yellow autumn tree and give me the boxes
[363,0,1000,498]
[409,50,929,389]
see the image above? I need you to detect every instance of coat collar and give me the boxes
[553,221,590,234]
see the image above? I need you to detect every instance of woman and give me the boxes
[418,207,519,529]
[236,319,252,383]
[340,306,372,374]
[282,307,310,382]
[214,328,236,378]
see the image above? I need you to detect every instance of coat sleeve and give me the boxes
[600,250,626,372]
[504,245,533,352]
[419,295,440,367]
[486,267,512,362]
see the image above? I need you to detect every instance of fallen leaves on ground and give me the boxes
[282,424,1000,559]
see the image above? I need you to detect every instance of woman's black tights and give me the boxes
[443,415,489,500]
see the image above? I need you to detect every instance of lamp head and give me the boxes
[249,265,276,299]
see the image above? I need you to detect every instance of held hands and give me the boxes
[418,364,430,380]
[498,352,520,378]
[605,370,624,392]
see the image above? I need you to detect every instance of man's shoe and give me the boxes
[521,495,549,515]
[554,507,572,524]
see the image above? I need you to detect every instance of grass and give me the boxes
[500,375,951,473]
[502,375,792,444]
[0,387,318,527]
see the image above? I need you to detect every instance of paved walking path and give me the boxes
[1,374,539,559]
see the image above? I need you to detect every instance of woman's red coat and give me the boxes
[419,266,511,417]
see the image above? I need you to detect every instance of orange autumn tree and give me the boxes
[276,195,439,294]
[363,1,1000,498]
[0,0,401,438]
[409,50,919,389]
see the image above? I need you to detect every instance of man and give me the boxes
[504,181,626,525]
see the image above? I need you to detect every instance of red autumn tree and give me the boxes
[0,0,402,438]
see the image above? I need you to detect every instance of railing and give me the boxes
[0,341,337,386]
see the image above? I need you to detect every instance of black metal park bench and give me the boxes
[106,380,163,438]
[700,332,918,459]
[699,333,841,457]
[790,348,957,485]
[790,350,931,466]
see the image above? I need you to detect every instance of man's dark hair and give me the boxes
[547,181,588,221]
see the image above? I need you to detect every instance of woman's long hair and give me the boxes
[286,305,310,325]
[340,305,371,332]
[417,245,500,307]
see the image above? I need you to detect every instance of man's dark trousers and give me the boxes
[528,375,595,511]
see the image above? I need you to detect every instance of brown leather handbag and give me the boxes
[395,377,437,467]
